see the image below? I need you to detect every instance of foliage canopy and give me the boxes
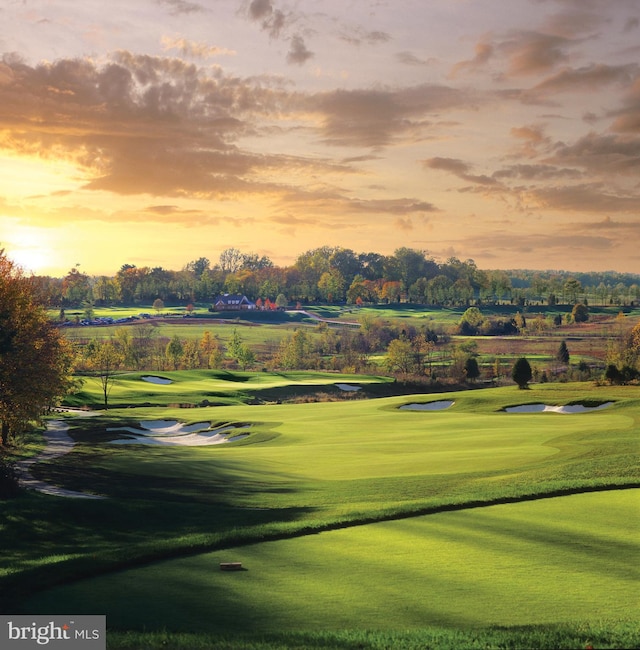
[0,251,74,445]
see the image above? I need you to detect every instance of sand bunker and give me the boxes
[505,402,613,414]
[400,400,454,411]
[141,376,173,385]
[133,420,212,434]
[107,421,249,446]
[335,383,362,391]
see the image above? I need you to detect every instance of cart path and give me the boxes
[16,417,106,499]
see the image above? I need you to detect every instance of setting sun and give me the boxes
[0,1,637,276]
[2,223,54,275]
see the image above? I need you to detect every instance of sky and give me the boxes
[0,0,639,277]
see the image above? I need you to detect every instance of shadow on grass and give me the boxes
[0,418,313,614]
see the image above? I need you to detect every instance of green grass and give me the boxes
[310,304,465,324]
[105,621,638,650]
[61,319,309,346]
[2,380,638,647]
[66,369,392,407]
[26,490,639,634]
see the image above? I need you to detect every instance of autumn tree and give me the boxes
[631,321,640,355]
[113,327,135,368]
[412,333,435,376]
[90,339,124,409]
[458,307,484,335]
[277,330,311,369]
[514,311,527,334]
[219,248,244,274]
[449,340,478,382]
[226,329,256,369]
[129,323,156,369]
[380,281,402,303]
[181,339,200,369]
[571,303,589,323]
[347,275,377,304]
[152,298,165,315]
[200,331,223,368]
[0,252,74,445]
[166,335,184,369]
[385,338,415,377]
[62,266,92,304]
[318,269,345,302]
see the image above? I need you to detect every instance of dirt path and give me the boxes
[16,418,106,499]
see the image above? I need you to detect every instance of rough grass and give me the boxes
[106,621,639,650]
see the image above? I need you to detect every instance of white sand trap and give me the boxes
[141,376,173,384]
[400,400,454,411]
[111,432,249,446]
[129,420,212,435]
[335,383,362,391]
[108,421,250,446]
[505,402,613,414]
[137,420,181,431]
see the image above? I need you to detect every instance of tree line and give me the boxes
[33,247,640,309]
[2,245,639,451]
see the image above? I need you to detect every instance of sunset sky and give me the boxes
[1,0,639,277]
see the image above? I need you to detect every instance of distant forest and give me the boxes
[32,246,640,308]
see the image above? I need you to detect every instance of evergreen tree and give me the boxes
[511,357,532,389]
[464,357,480,382]
[556,340,570,364]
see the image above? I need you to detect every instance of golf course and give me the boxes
[3,372,638,649]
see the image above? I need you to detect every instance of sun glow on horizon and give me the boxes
[2,223,57,275]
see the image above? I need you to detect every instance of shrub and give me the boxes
[572,303,589,323]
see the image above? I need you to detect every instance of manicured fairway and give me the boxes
[26,490,639,633]
[54,384,637,515]
[66,369,391,407]
[4,382,638,649]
